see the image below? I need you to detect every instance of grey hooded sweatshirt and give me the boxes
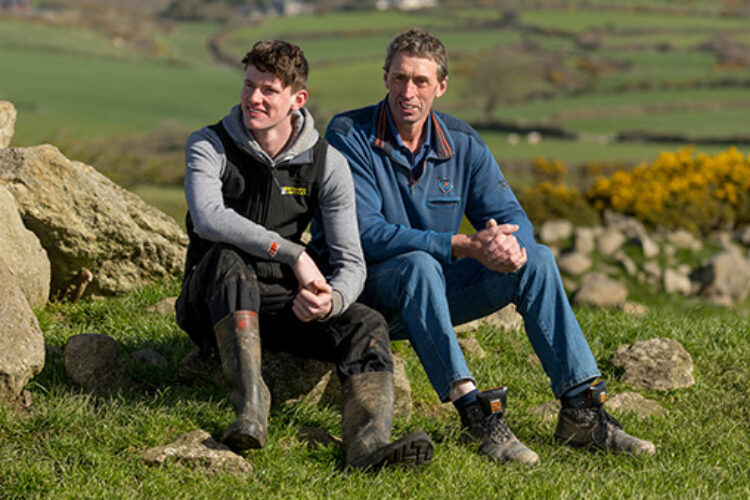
[184,105,365,317]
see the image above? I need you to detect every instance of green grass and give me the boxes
[1,279,748,498]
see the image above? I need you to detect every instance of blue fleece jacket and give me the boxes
[324,98,536,265]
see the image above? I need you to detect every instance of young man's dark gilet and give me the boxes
[178,121,327,353]
[184,121,327,279]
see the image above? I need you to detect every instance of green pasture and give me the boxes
[0,276,748,498]
[2,4,750,185]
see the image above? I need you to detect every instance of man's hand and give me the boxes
[292,252,333,322]
[452,219,527,273]
[293,279,333,322]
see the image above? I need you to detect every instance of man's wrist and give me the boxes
[451,233,480,259]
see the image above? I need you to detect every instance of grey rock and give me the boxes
[640,236,660,259]
[178,347,413,419]
[454,319,481,334]
[614,251,638,277]
[737,226,750,247]
[611,337,694,391]
[666,229,703,251]
[574,227,596,255]
[64,334,133,393]
[598,228,626,256]
[557,251,592,276]
[130,348,165,368]
[538,219,573,245]
[574,272,628,308]
[691,251,750,305]
[0,185,50,307]
[458,335,486,359]
[642,260,662,282]
[0,258,45,402]
[148,297,177,316]
[177,347,227,387]
[0,145,187,296]
[715,231,741,255]
[142,429,251,476]
[663,243,676,257]
[0,100,15,148]
[620,302,648,317]
[605,392,668,419]
[530,400,560,421]
[262,351,412,419]
[482,304,524,332]
[603,211,647,240]
[663,268,692,295]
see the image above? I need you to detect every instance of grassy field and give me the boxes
[0,279,748,499]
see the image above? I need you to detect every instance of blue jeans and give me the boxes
[359,244,601,402]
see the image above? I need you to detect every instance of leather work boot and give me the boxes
[554,381,656,456]
[214,310,271,451]
[341,371,434,470]
[458,387,540,465]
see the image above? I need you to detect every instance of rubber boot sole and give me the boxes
[350,430,434,471]
[222,422,265,451]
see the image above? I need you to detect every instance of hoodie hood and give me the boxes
[221,104,320,167]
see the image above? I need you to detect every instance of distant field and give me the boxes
[2,2,750,210]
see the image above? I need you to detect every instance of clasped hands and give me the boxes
[291,251,333,322]
[462,218,527,273]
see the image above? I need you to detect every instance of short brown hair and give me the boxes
[241,40,309,92]
[383,28,448,82]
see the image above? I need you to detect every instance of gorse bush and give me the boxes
[517,157,601,227]
[586,147,750,233]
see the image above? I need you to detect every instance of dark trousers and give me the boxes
[175,244,393,381]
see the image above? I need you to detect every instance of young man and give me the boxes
[175,40,433,470]
[319,29,655,465]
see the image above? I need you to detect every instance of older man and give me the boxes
[318,28,655,465]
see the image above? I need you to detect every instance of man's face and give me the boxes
[384,51,447,131]
[240,65,307,134]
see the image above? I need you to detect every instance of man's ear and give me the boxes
[436,76,448,98]
[291,89,309,111]
[383,71,388,88]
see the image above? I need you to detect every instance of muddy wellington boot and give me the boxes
[457,387,540,465]
[554,381,656,456]
[213,310,271,451]
[341,371,434,470]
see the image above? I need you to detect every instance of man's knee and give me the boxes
[335,303,394,375]
[205,244,258,284]
[378,251,444,293]
[524,243,559,276]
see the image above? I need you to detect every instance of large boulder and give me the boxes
[610,337,694,391]
[0,100,16,148]
[261,351,412,419]
[0,185,50,307]
[574,272,628,308]
[179,348,413,419]
[691,251,750,306]
[0,145,187,296]
[0,258,45,402]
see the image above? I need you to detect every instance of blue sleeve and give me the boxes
[325,122,453,263]
[464,143,536,249]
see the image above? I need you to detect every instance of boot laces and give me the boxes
[486,411,514,443]
[593,405,623,444]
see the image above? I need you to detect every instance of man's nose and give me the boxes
[401,79,416,98]
[247,87,263,103]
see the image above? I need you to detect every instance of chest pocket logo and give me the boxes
[438,178,453,194]
[280,186,308,196]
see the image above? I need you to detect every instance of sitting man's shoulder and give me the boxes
[433,111,487,147]
[327,104,378,136]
